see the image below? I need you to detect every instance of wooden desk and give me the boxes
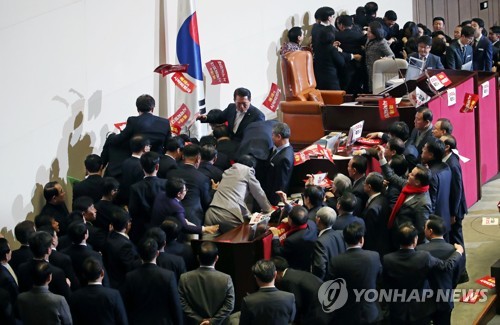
[192,224,271,310]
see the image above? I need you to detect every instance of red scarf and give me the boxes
[387,184,429,229]
[276,222,308,245]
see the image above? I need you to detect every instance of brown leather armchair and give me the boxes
[279,51,345,149]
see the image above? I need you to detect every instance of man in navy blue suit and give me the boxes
[446,26,474,70]
[471,18,493,71]
[110,94,171,154]
[198,87,265,142]
[409,36,444,69]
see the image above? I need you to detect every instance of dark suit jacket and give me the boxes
[332,213,366,231]
[313,43,345,90]
[10,246,33,274]
[40,203,70,236]
[352,175,368,216]
[445,153,467,219]
[329,248,382,324]
[0,265,18,306]
[101,133,130,181]
[69,284,128,325]
[446,41,473,70]
[164,241,197,271]
[335,29,366,54]
[94,199,124,233]
[0,287,15,325]
[167,164,212,226]
[312,229,347,280]
[280,269,330,324]
[362,194,392,256]
[272,220,317,271]
[493,40,500,68]
[178,267,234,325]
[393,192,432,246]
[158,155,178,179]
[157,252,186,283]
[116,156,144,206]
[240,287,295,325]
[215,138,238,163]
[409,52,444,69]
[73,174,104,203]
[235,120,276,161]
[408,126,434,155]
[473,35,493,71]
[62,244,109,287]
[128,176,167,241]
[428,161,452,232]
[205,104,265,141]
[111,112,171,154]
[151,194,202,234]
[383,248,462,322]
[266,145,294,205]
[104,232,142,289]
[417,239,462,311]
[17,259,71,300]
[122,263,182,325]
[49,249,80,291]
[199,161,223,183]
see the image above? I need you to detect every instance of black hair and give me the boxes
[110,209,130,232]
[304,186,325,207]
[130,135,150,153]
[417,107,433,122]
[166,177,186,199]
[160,218,181,243]
[199,135,217,147]
[136,94,155,113]
[287,27,302,43]
[28,231,53,258]
[338,15,353,27]
[138,238,158,262]
[271,256,289,272]
[206,109,226,125]
[144,227,167,250]
[433,17,445,25]
[317,7,335,22]
[364,2,378,16]
[368,21,385,40]
[425,139,445,161]
[437,118,453,134]
[0,238,10,261]
[289,206,308,226]
[200,145,218,162]
[68,221,87,244]
[414,164,431,186]
[389,121,410,141]
[33,261,52,286]
[43,181,60,202]
[417,35,432,46]
[233,87,252,101]
[84,154,103,173]
[82,257,103,282]
[343,221,365,245]
[471,17,484,29]
[72,196,93,213]
[198,242,218,266]
[183,144,201,159]
[213,125,230,139]
[34,214,55,230]
[351,155,368,174]
[365,172,384,193]
[165,137,184,152]
[384,10,397,21]
[461,26,475,38]
[319,29,336,45]
[15,220,35,244]
[427,214,446,236]
[140,151,160,174]
[442,135,457,150]
[252,259,276,283]
[238,155,256,168]
[102,177,120,196]
[387,138,405,155]
[338,192,356,212]
[397,222,418,246]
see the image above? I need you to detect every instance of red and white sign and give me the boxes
[378,97,399,120]
[168,104,191,135]
[460,93,479,113]
[475,275,495,288]
[205,60,229,84]
[114,122,127,131]
[154,64,189,77]
[262,83,282,113]
[171,72,196,93]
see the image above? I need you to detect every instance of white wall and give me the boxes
[0,0,412,238]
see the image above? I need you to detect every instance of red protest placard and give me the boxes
[154,64,189,77]
[460,93,479,113]
[114,122,127,131]
[171,72,196,93]
[168,104,191,135]
[262,83,282,113]
[436,72,452,87]
[475,275,495,288]
[378,98,399,120]
[205,60,229,84]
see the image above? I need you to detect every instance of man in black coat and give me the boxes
[158,137,183,179]
[213,125,239,167]
[446,26,474,70]
[10,221,35,273]
[198,87,265,142]
[121,239,182,325]
[417,216,462,325]
[239,259,295,325]
[68,257,127,325]
[40,181,71,236]
[471,18,493,71]
[332,193,365,231]
[161,220,197,271]
[328,222,382,324]
[0,239,19,310]
[110,94,171,154]
[167,144,212,226]
[407,107,435,156]
[383,223,464,324]
[348,155,368,216]
[198,145,223,183]
[73,154,105,203]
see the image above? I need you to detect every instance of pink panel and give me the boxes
[478,78,499,184]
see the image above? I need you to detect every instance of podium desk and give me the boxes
[192,224,272,310]
[476,72,499,184]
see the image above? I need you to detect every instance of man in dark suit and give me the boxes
[383,223,464,324]
[270,206,317,271]
[265,122,294,205]
[489,26,500,71]
[17,261,72,325]
[101,133,130,182]
[10,220,35,273]
[104,210,142,289]
[68,257,127,325]
[213,125,238,167]
[198,87,265,142]
[199,145,224,183]
[312,207,346,280]
[348,155,368,215]
[167,144,212,226]
[471,18,493,71]
[328,222,382,324]
[158,137,183,179]
[161,220,197,271]
[179,242,234,325]
[115,135,150,206]
[63,222,110,287]
[421,139,452,239]
[110,94,171,154]
[332,193,365,231]
[17,231,71,300]
[362,172,392,256]
[408,107,435,156]
[40,181,71,236]
[446,26,474,70]
[94,176,123,235]
[239,259,295,325]
[73,154,105,203]
[128,151,167,243]
[0,239,18,310]
[409,35,445,69]
[274,257,330,324]
[417,216,462,325]
[121,238,182,325]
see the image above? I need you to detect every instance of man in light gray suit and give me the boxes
[17,261,72,325]
[205,155,273,233]
[178,242,234,325]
